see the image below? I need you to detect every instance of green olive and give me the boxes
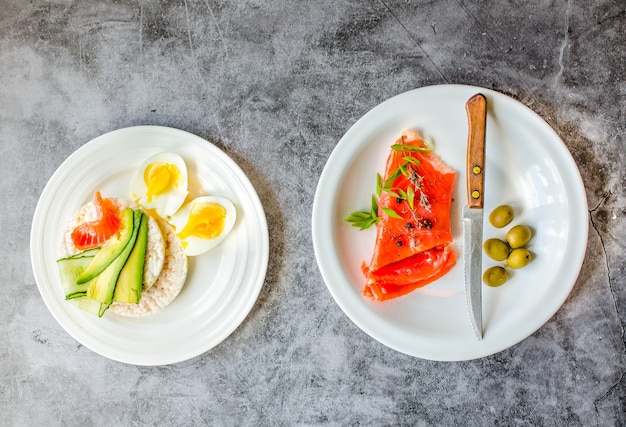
[507,248,532,268]
[489,205,514,228]
[483,238,510,261]
[506,224,532,249]
[483,266,508,287]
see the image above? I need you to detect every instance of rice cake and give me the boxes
[60,197,188,317]
[109,217,188,317]
[60,199,165,290]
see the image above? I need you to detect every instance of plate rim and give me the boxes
[30,125,270,365]
[312,84,589,361]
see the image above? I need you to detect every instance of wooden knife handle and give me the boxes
[465,93,487,209]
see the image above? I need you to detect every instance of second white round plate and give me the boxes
[31,126,269,365]
[312,85,588,361]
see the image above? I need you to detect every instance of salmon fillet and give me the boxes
[363,130,456,301]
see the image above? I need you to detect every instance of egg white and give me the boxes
[168,196,236,256]
[129,152,188,218]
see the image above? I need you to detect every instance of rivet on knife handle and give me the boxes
[465,94,487,209]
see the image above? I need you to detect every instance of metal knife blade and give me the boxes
[463,207,484,339]
[463,93,487,340]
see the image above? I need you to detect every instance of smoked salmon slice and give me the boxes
[71,191,121,250]
[363,130,456,301]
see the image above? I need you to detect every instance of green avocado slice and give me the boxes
[76,208,135,284]
[113,212,148,304]
[86,210,142,304]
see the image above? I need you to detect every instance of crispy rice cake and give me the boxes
[61,198,188,316]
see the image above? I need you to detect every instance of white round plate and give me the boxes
[312,85,588,361]
[31,126,269,365]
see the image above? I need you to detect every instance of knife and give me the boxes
[463,93,487,340]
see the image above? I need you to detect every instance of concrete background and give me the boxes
[1,0,624,425]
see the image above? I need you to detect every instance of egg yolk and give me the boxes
[144,162,181,202]
[177,202,226,240]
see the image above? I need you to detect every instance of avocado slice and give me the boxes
[86,210,142,304]
[113,212,148,304]
[76,208,135,284]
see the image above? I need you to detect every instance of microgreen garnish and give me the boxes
[345,137,433,230]
[344,211,379,230]
[344,208,379,231]
[403,156,421,167]
[391,143,432,153]
[383,167,403,188]
[381,207,402,219]
[407,186,415,210]
[385,189,402,199]
[375,173,383,197]
[370,194,379,216]
[344,194,381,230]
[396,188,408,200]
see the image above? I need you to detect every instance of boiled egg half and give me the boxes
[168,196,236,256]
[129,152,188,218]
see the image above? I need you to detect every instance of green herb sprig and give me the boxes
[345,141,430,230]
[344,195,380,230]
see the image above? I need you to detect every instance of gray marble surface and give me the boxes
[1,0,624,425]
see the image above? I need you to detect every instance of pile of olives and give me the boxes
[482,204,533,287]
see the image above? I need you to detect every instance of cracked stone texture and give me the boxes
[1,0,624,425]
